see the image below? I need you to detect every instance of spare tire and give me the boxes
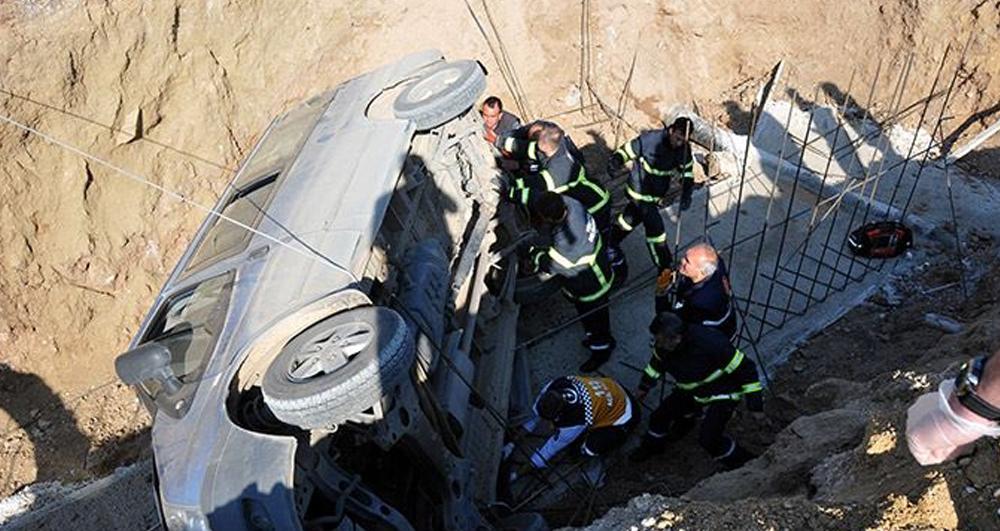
[393,60,486,131]
[262,306,414,429]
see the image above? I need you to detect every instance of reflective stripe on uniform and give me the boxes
[540,169,558,191]
[626,185,659,203]
[646,233,667,244]
[617,142,637,160]
[503,137,517,152]
[640,157,669,176]
[616,213,634,231]
[693,380,763,404]
[575,265,614,302]
[528,141,538,161]
[644,364,661,379]
[548,240,601,269]
[676,349,745,391]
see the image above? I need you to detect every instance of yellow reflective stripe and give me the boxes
[577,267,614,302]
[724,350,745,374]
[503,137,517,152]
[616,213,633,231]
[693,393,741,403]
[742,381,763,394]
[626,185,658,203]
[540,169,558,191]
[528,141,538,161]
[677,350,746,390]
[646,233,667,244]
[623,142,637,159]
[644,365,661,379]
[648,242,661,268]
[580,180,610,212]
[640,157,670,176]
[532,249,545,268]
[517,187,530,204]
[547,247,599,269]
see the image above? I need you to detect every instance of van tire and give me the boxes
[393,60,486,130]
[262,306,414,429]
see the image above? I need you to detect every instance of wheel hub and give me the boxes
[287,321,374,382]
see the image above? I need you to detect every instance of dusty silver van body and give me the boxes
[116,50,538,531]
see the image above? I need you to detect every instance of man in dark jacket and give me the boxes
[499,121,612,241]
[656,242,738,340]
[606,117,695,272]
[481,96,522,145]
[629,312,761,469]
[525,192,616,372]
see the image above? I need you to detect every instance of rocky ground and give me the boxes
[1,1,1000,528]
[570,243,1000,529]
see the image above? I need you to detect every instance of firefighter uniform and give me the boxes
[657,257,738,340]
[499,125,612,239]
[632,323,761,468]
[529,196,616,366]
[522,376,639,468]
[608,129,695,271]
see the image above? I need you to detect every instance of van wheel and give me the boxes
[262,306,414,429]
[393,60,486,131]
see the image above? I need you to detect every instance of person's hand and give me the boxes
[655,268,674,296]
[905,380,1000,466]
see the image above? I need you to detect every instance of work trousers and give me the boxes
[610,200,672,270]
[647,389,737,458]
[570,294,613,349]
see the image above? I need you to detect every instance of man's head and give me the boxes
[667,117,693,148]
[650,312,685,352]
[537,388,568,422]
[482,96,504,129]
[529,191,568,226]
[535,122,565,157]
[679,243,718,283]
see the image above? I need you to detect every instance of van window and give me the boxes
[184,173,278,271]
[140,271,235,414]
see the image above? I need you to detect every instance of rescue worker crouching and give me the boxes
[498,121,613,246]
[606,117,696,274]
[658,242,738,341]
[505,375,639,481]
[630,312,761,469]
[523,192,616,372]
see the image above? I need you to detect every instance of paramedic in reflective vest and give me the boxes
[606,117,696,272]
[499,121,613,241]
[657,242,738,340]
[510,375,639,478]
[526,192,616,372]
[629,312,761,469]
[481,96,522,145]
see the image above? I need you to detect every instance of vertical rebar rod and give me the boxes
[725,96,761,268]
[837,52,914,286]
[792,70,856,305]
[896,35,972,223]
[741,95,797,341]
[879,44,953,221]
[757,87,819,338]
[810,58,885,299]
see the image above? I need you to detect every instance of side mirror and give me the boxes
[115,343,183,395]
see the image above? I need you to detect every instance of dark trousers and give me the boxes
[571,294,612,347]
[648,390,737,458]
[610,201,672,270]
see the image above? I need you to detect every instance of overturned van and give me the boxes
[115,51,541,531]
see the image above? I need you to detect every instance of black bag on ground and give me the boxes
[846,221,913,258]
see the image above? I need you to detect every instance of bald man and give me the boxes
[657,243,737,340]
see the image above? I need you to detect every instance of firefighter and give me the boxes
[629,312,761,469]
[505,375,639,480]
[481,96,522,145]
[525,192,616,372]
[498,121,613,243]
[657,242,738,341]
[606,117,696,274]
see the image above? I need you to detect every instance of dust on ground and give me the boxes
[1,0,1000,522]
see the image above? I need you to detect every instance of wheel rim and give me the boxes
[286,321,374,382]
[407,67,463,104]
